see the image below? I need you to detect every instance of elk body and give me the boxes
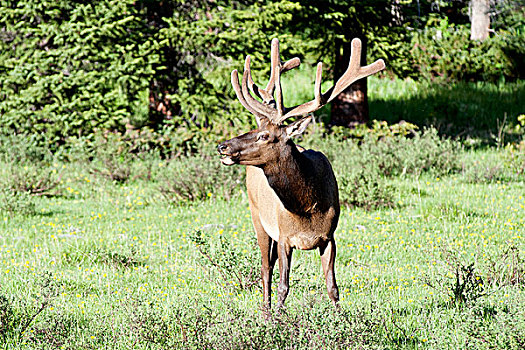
[218,38,385,312]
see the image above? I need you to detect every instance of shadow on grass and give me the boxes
[370,80,525,144]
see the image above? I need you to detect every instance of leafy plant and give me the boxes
[425,248,487,308]
[0,273,59,345]
[0,188,36,217]
[336,163,395,210]
[157,152,245,204]
[188,229,260,292]
[409,24,524,82]
[0,162,62,216]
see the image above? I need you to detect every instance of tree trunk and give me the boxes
[470,0,490,41]
[331,36,369,127]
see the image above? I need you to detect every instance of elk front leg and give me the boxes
[254,220,278,314]
[276,240,293,310]
[320,239,339,307]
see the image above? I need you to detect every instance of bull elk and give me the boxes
[217,38,385,313]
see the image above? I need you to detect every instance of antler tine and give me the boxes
[231,69,267,122]
[244,39,301,106]
[325,38,385,104]
[241,56,277,117]
[271,39,285,118]
[247,58,301,105]
[281,38,386,121]
[245,58,264,101]
[275,62,324,124]
[235,38,303,124]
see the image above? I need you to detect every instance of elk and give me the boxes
[217,38,385,313]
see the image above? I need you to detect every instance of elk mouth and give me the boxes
[219,151,240,166]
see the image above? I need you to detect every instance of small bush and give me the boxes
[1,163,62,196]
[336,163,395,210]
[425,247,487,308]
[306,123,461,210]
[0,134,53,164]
[157,152,245,204]
[425,245,525,309]
[0,162,62,216]
[0,273,59,345]
[358,126,460,177]
[189,229,260,292]
[0,188,36,217]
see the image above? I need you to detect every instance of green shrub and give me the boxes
[336,163,395,210]
[409,25,524,82]
[360,127,461,177]
[157,151,245,204]
[0,134,53,164]
[0,273,59,345]
[0,161,62,216]
[189,229,260,292]
[304,123,461,209]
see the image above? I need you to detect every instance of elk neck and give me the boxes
[260,142,323,216]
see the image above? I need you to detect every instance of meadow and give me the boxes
[0,75,524,349]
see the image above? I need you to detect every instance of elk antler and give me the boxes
[231,38,386,125]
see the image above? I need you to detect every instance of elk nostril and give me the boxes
[217,143,228,153]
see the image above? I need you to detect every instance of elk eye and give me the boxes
[257,132,270,141]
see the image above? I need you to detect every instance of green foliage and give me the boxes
[336,163,395,210]
[189,229,260,292]
[0,188,36,217]
[0,273,58,346]
[1,0,523,151]
[427,245,525,309]
[304,124,461,209]
[0,135,63,216]
[361,127,460,177]
[0,0,159,145]
[127,297,381,349]
[409,24,524,82]
[157,151,245,204]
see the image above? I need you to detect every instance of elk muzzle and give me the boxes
[217,141,239,166]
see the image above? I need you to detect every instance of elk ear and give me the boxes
[284,115,313,139]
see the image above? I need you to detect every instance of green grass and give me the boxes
[0,74,524,348]
[0,146,524,349]
[369,77,525,143]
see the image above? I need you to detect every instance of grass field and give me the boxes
[0,148,524,349]
[0,75,524,349]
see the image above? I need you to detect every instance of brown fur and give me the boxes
[218,118,340,313]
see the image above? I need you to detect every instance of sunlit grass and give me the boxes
[0,145,524,348]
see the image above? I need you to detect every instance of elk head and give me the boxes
[218,38,385,165]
